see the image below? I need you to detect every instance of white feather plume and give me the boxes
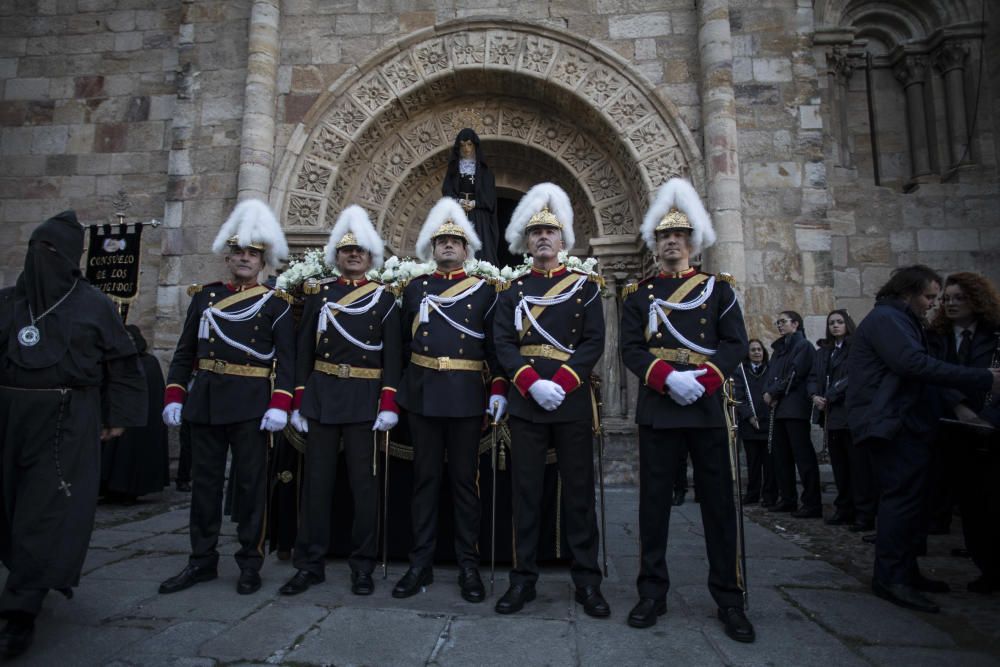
[641,178,716,256]
[324,205,385,270]
[506,182,575,255]
[212,199,288,267]
[415,197,482,262]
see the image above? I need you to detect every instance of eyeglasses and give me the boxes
[774,318,789,326]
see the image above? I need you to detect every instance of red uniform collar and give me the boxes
[336,276,369,287]
[225,281,259,292]
[657,267,698,279]
[530,264,568,278]
[433,268,467,280]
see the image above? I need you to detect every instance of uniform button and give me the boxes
[422,281,428,285]
[529,358,535,364]
[323,285,329,291]
[423,346,429,352]
[365,340,370,344]
[460,334,466,339]
[209,351,215,357]
[250,338,255,343]
[656,333,663,338]
[700,318,707,324]
[362,355,367,360]
[322,297,327,302]
[324,353,330,358]
[209,337,216,343]
[575,313,580,318]
[647,284,653,290]
[518,292,523,297]
[465,318,470,323]
[323,338,329,344]
[422,331,429,337]
[699,333,706,339]
[648,295,654,301]
[467,304,472,309]
[459,348,463,354]
[254,325,259,331]
[207,302,214,307]
[700,304,708,310]
[369,325,374,330]
[571,328,577,333]
[526,331,532,336]
[257,313,262,318]
[209,292,216,297]
[517,281,523,286]
[576,298,582,304]
[570,344,575,350]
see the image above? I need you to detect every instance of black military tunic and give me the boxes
[396,268,505,569]
[620,267,748,608]
[165,281,295,574]
[493,264,604,587]
[291,276,400,577]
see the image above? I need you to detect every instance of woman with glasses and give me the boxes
[763,311,821,517]
[807,310,876,531]
[733,339,776,506]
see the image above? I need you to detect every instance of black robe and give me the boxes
[442,129,499,265]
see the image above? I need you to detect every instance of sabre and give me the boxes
[590,374,609,578]
[381,429,390,580]
[724,378,749,610]
[490,418,498,595]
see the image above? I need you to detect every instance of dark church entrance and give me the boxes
[494,191,523,268]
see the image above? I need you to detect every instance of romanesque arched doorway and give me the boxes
[271,19,705,450]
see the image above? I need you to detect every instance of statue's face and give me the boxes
[459,139,475,159]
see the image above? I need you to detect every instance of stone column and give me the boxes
[238,0,281,202]
[696,0,745,282]
[933,42,972,168]
[892,56,933,180]
[826,47,854,167]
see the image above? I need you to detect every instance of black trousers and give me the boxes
[177,420,193,484]
[741,436,776,504]
[408,414,482,569]
[508,417,601,587]
[926,438,955,532]
[867,432,930,586]
[771,418,821,510]
[637,426,742,608]
[188,420,267,573]
[674,446,689,493]
[956,441,1000,581]
[827,428,855,516]
[293,420,376,576]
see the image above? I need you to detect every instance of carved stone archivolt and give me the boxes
[274,20,702,258]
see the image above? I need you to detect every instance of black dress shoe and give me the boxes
[458,568,485,603]
[392,567,433,599]
[967,576,1000,594]
[280,569,324,596]
[575,585,611,618]
[872,579,939,613]
[495,582,536,614]
[792,507,822,519]
[849,520,875,532]
[825,512,854,526]
[717,606,755,643]
[237,569,261,595]
[159,564,218,594]
[627,598,666,628]
[672,489,686,506]
[0,617,35,659]
[767,503,796,513]
[175,480,191,492]
[913,572,950,594]
[352,570,374,596]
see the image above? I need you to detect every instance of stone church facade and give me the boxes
[1,1,997,477]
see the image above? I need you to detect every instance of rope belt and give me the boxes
[314,360,382,379]
[650,347,709,366]
[519,344,572,362]
[197,359,271,378]
[410,353,485,372]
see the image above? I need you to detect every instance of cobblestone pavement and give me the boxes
[2,482,998,666]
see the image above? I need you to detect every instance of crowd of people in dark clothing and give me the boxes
[732,265,1000,614]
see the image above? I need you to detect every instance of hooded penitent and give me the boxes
[505,182,575,256]
[640,178,717,257]
[415,197,482,263]
[324,205,386,270]
[211,199,289,268]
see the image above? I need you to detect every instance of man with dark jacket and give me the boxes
[763,312,821,518]
[847,265,1000,613]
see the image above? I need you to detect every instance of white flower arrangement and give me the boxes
[275,248,336,291]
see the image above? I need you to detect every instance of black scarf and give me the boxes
[10,211,85,369]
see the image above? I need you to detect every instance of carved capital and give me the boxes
[893,56,927,88]
[933,42,968,74]
[826,47,853,82]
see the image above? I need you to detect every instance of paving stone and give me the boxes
[860,646,1000,667]
[45,576,159,625]
[575,613,724,667]
[105,657,217,667]
[432,615,575,666]
[105,508,191,534]
[86,553,189,582]
[129,620,229,657]
[286,607,449,665]
[12,624,151,667]
[131,577,272,623]
[749,557,860,589]
[782,588,955,648]
[200,603,328,662]
[81,547,136,574]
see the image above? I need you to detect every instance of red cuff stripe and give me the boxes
[645,360,673,394]
[551,366,581,394]
[513,365,541,396]
[380,388,399,414]
[164,385,186,405]
[292,388,304,410]
[268,391,292,412]
[490,377,508,397]
[695,364,724,396]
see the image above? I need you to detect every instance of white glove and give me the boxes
[290,409,309,433]
[373,410,398,432]
[528,380,566,412]
[665,368,707,405]
[487,395,508,422]
[260,408,288,432]
[162,402,183,427]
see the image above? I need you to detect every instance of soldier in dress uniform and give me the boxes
[159,199,295,597]
[279,206,400,597]
[492,183,609,618]
[392,198,507,603]
[620,178,754,642]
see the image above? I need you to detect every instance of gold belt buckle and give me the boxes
[438,357,451,371]
[540,344,554,357]
[213,359,228,374]
[675,349,690,364]
[337,363,351,378]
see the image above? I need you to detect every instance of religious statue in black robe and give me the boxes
[0,211,147,657]
[441,128,499,265]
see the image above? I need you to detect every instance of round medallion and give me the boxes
[17,325,40,347]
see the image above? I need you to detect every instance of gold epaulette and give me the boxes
[302,278,320,295]
[486,277,510,292]
[570,269,605,288]
[273,288,294,304]
[620,282,639,299]
[187,283,202,297]
[716,272,737,287]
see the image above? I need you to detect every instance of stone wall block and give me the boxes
[916,229,979,252]
[849,236,891,264]
[752,58,792,82]
[610,12,671,39]
[742,161,802,189]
